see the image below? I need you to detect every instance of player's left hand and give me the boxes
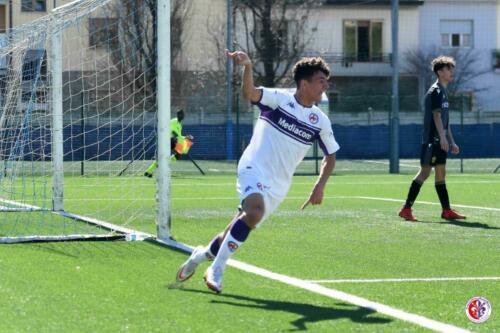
[186,135,194,141]
[225,49,251,66]
[301,183,324,210]
[450,143,460,155]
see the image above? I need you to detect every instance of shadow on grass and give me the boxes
[179,288,391,331]
[417,220,500,230]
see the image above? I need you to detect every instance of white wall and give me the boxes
[498,0,500,49]
[420,1,500,111]
[180,0,226,72]
[305,6,420,57]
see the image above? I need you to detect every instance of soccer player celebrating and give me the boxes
[399,56,466,222]
[174,50,340,293]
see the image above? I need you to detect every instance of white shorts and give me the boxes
[236,170,284,226]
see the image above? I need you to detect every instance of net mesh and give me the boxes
[0,0,159,240]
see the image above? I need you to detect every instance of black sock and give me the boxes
[404,180,422,208]
[435,182,450,209]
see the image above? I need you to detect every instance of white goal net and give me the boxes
[0,0,171,243]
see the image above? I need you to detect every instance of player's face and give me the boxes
[440,66,454,83]
[304,71,329,103]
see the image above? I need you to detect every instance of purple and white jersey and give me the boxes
[238,87,340,198]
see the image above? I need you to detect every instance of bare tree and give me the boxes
[234,0,322,87]
[404,46,491,109]
[104,0,190,108]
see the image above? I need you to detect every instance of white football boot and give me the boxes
[203,264,224,294]
[175,246,207,283]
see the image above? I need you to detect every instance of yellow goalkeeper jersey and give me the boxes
[170,118,184,142]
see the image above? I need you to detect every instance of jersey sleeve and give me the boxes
[430,89,442,112]
[252,87,284,110]
[170,120,182,139]
[318,117,340,155]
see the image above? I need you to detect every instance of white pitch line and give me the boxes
[169,195,500,212]
[308,277,500,284]
[360,159,421,169]
[228,259,471,333]
[170,180,500,186]
[163,239,471,333]
[351,196,500,212]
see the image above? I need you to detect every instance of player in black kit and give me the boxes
[399,56,466,222]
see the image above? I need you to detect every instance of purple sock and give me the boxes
[208,235,222,257]
[230,219,251,242]
[211,219,252,268]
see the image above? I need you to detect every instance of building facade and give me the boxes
[305,0,423,113]
[2,0,499,114]
[419,0,500,112]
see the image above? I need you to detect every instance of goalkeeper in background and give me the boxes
[144,109,194,178]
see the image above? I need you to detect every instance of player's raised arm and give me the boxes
[225,49,261,103]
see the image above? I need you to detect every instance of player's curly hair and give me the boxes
[293,57,330,87]
[431,56,455,75]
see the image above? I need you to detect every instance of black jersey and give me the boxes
[422,81,449,144]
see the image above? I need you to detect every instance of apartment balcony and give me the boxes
[303,51,393,76]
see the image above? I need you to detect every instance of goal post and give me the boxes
[156,0,172,241]
[0,0,173,244]
[51,25,64,212]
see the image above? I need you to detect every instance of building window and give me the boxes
[21,0,46,12]
[88,18,119,49]
[493,50,500,70]
[22,49,47,81]
[440,20,473,48]
[343,20,383,62]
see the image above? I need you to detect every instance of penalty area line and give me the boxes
[162,239,471,333]
[308,276,500,284]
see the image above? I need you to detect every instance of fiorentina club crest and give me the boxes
[227,241,239,252]
[309,113,318,124]
[465,297,492,323]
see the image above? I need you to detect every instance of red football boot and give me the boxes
[441,209,466,220]
[399,207,417,221]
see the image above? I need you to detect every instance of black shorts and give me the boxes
[420,142,447,166]
[170,137,178,151]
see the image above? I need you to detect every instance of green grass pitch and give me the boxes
[0,165,498,332]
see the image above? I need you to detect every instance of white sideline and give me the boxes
[161,239,471,333]
[360,160,421,169]
[168,195,500,212]
[170,180,500,186]
[308,276,500,283]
